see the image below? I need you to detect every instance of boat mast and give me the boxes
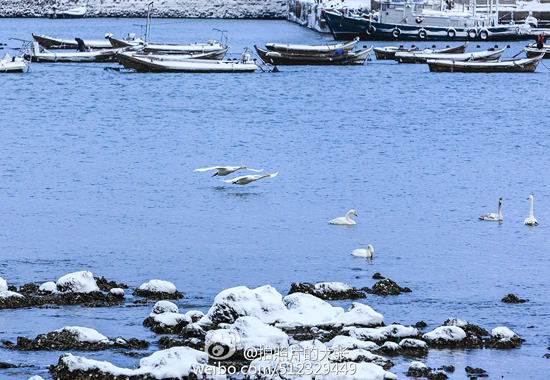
[145,1,153,43]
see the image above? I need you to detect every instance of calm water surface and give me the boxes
[0,18,549,379]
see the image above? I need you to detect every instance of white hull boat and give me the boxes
[32,34,112,50]
[396,47,506,63]
[0,54,28,73]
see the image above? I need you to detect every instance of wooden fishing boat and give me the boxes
[138,40,226,55]
[24,42,124,63]
[32,33,112,50]
[374,42,468,60]
[116,52,259,73]
[118,47,230,69]
[254,45,372,65]
[525,46,550,59]
[264,38,359,54]
[46,6,86,19]
[107,34,145,48]
[427,54,544,72]
[0,53,27,73]
[395,47,505,63]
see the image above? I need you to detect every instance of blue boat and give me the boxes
[323,0,535,41]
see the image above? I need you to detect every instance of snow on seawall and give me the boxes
[0,0,287,18]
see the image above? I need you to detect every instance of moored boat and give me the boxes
[24,42,124,63]
[32,33,112,50]
[395,46,505,63]
[107,34,146,48]
[323,0,534,41]
[116,52,259,73]
[427,54,544,72]
[254,45,372,65]
[0,53,28,73]
[117,47,230,70]
[525,45,550,59]
[264,38,359,54]
[46,6,86,19]
[139,40,226,55]
[374,42,469,60]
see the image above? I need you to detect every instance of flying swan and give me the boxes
[329,210,357,225]
[222,172,278,185]
[524,195,539,226]
[479,198,503,221]
[351,245,374,258]
[194,166,263,177]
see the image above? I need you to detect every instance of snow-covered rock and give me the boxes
[55,326,109,344]
[326,336,379,351]
[39,281,57,293]
[0,277,7,292]
[152,301,179,315]
[282,292,344,325]
[139,279,177,294]
[185,310,204,322]
[109,288,124,296]
[491,326,518,341]
[56,271,100,293]
[443,318,468,327]
[423,326,467,342]
[409,361,427,369]
[52,347,225,379]
[0,290,24,299]
[28,376,45,380]
[202,285,288,325]
[333,303,384,327]
[399,338,428,349]
[345,325,420,342]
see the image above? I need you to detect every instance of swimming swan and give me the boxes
[194,165,263,177]
[479,198,503,221]
[524,195,539,226]
[329,209,357,225]
[223,172,278,185]
[351,245,374,258]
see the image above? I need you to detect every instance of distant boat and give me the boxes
[32,34,112,49]
[46,6,86,19]
[255,45,372,65]
[374,42,469,60]
[116,52,259,73]
[395,47,506,64]
[427,54,544,72]
[0,53,28,73]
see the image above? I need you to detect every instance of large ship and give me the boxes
[322,0,535,41]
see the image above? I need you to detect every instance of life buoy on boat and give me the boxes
[367,25,376,35]
[418,29,427,39]
[467,28,477,39]
[392,28,402,38]
[415,16,423,24]
[479,29,489,40]
[447,28,456,38]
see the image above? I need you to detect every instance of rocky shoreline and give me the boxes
[0,0,288,18]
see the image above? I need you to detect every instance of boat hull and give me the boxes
[26,49,123,63]
[32,34,112,49]
[373,42,468,60]
[427,55,543,72]
[323,10,534,41]
[255,45,372,65]
[265,38,359,54]
[525,47,550,59]
[395,47,505,63]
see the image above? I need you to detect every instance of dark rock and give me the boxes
[142,316,191,334]
[427,371,448,380]
[94,276,129,291]
[501,293,529,303]
[3,329,148,351]
[288,282,366,300]
[439,365,455,372]
[157,336,204,350]
[406,365,430,377]
[19,283,39,295]
[543,353,550,359]
[415,321,428,328]
[133,288,184,300]
[465,366,488,378]
[0,362,17,368]
[486,334,524,349]
[7,285,17,292]
[372,273,385,280]
[0,289,125,310]
[363,279,412,296]
[280,325,329,342]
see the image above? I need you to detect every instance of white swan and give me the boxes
[329,209,357,225]
[524,195,539,226]
[479,198,503,221]
[351,245,374,258]
[194,165,263,177]
[223,172,278,185]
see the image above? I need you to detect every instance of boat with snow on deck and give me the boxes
[323,0,534,41]
[264,38,359,54]
[395,46,505,63]
[374,42,468,59]
[427,54,544,72]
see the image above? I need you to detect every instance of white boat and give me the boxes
[264,38,359,54]
[139,40,227,55]
[427,54,544,72]
[24,42,124,63]
[0,53,27,73]
[121,47,229,66]
[32,33,112,49]
[46,6,86,19]
[116,52,259,73]
[395,47,506,63]
[107,34,146,48]
[374,42,469,60]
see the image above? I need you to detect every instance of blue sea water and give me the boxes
[0,17,549,379]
